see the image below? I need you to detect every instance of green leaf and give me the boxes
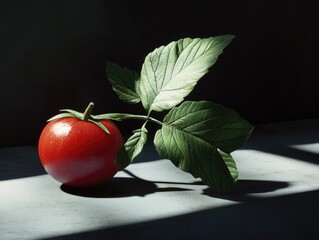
[160,101,254,154]
[106,62,140,104]
[117,126,148,169]
[219,150,238,183]
[154,126,236,193]
[154,100,253,193]
[138,35,235,113]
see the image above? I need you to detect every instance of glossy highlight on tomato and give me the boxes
[38,117,123,188]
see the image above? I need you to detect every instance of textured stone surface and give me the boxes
[1,119,319,240]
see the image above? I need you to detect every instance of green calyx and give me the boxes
[47,102,110,134]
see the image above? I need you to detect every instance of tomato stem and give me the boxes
[83,102,95,121]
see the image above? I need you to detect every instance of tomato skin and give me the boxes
[38,118,124,187]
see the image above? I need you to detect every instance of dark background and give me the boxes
[0,0,318,147]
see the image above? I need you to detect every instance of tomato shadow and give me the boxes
[60,177,191,198]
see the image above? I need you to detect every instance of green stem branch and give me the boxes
[93,113,163,126]
[121,114,163,125]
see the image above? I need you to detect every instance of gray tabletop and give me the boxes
[1,119,319,240]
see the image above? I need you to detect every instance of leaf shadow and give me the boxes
[202,179,290,202]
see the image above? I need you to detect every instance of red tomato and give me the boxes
[38,117,124,187]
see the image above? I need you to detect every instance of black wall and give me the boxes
[1,0,318,147]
